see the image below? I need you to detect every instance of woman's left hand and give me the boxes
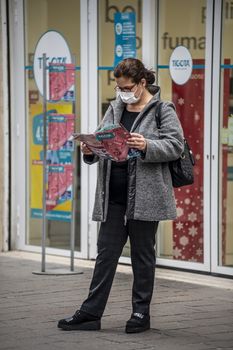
[127,133,147,151]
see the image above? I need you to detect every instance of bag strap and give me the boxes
[154,101,163,129]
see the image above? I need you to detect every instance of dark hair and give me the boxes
[113,58,155,85]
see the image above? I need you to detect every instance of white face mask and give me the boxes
[118,91,141,104]
[116,83,143,104]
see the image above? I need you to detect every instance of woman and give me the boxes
[58,58,184,333]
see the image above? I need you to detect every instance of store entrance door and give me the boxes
[154,0,212,272]
[94,0,213,271]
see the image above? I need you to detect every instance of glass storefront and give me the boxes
[156,0,206,263]
[219,0,233,267]
[24,0,81,250]
[8,0,233,276]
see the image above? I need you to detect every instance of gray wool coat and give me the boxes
[84,86,184,222]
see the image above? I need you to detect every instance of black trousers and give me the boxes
[80,203,158,318]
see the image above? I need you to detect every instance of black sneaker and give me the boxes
[57,310,101,331]
[125,313,150,333]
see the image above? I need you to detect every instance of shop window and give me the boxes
[25,0,81,250]
[157,0,206,263]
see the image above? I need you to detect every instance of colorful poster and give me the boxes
[49,63,75,102]
[46,164,73,212]
[172,59,204,263]
[30,104,75,222]
[48,114,75,151]
[172,59,230,263]
[114,12,136,66]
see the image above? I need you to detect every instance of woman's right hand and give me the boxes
[80,142,93,155]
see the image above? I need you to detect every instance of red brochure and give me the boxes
[72,124,141,162]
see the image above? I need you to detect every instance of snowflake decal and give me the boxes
[173,247,182,258]
[178,97,185,106]
[176,222,184,230]
[180,236,189,246]
[177,207,184,217]
[188,212,197,222]
[188,225,198,237]
[196,248,203,257]
[189,257,197,262]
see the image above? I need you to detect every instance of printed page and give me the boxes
[72,124,141,161]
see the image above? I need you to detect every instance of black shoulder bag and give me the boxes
[155,102,195,188]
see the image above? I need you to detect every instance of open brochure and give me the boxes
[70,124,141,162]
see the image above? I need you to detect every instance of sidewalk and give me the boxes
[0,251,233,350]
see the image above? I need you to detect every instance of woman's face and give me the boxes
[115,76,146,99]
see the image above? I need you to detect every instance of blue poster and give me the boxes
[114,12,136,66]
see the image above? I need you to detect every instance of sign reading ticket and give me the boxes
[114,12,136,67]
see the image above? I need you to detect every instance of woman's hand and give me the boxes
[80,142,93,155]
[127,133,147,151]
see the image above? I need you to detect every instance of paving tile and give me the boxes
[0,253,233,350]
